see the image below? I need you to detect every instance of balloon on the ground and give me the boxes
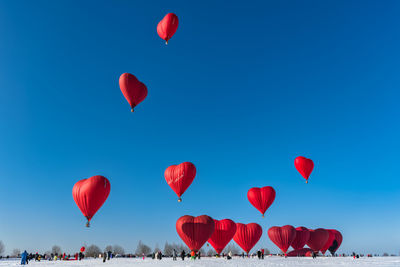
[291,226,310,250]
[72,175,111,227]
[119,73,148,112]
[321,229,336,254]
[176,215,215,252]
[294,156,314,183]
[247,186,276,217]
[80,247,85,252]
[306,228,329,252]
[328,229,343,255]
[233,223,262,254]
[208,219,237,254]
[268,225,297,254]
[157,13,179,44]
[164,162,196,202]
[287,248,313,257]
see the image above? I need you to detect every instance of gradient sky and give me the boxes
[0,0,399,255]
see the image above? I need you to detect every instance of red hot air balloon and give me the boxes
[328,229,343,255]
[176,215,215,252]
[208,219,237,255]
[306,228,329,252]
[119,73,148,112]
[287,248,313,257]
[157,13,179,44]
[164,162,196,202]
[268,225,297,254]
[294,156,314,183]
[247,186,276,217]
[321,230,336,254]
[291,226,310,250]
[72,175,111,227]
[80,247,85,252]
[233,223,262,254]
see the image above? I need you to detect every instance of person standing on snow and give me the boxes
[21,250,28,265]
[172,249,177,261]
[180,250,185,261]
[102,252,107,263]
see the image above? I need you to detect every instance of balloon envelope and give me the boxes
[233,223,262,254]
[157,13,179,44]
[72,175,111,226]
[306,228,329,252]
[119,73,148,112]
[208,219,237,254]
[294,156,314,183]
[165,162,196,201]
[291,227,310,250]
[247,186,276,217]
[321,230,336,254]
[268,225,297,254]
[328,229,343,255]
[287,248,313,257]
[176,215,215,252]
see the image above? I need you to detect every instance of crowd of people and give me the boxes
[20,251,86,265]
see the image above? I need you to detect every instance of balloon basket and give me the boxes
[86,221,90,228]
[306,180,308,184]
[262,214,265,218]
[178,197,182,202]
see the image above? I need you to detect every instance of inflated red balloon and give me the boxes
[157,13,179,44]
[320,230,336,254]
[268,225,297,254]
[294,156,314,183]
[165,162,196,202]
[208,219,237,254]
[287,248,313,257]
[119,73,148,112]
[306,228,329,252]
[233,223,262,254]
[247,186,275,217]
[72,175,111,227]
[176,215,215,252]
[80,247,85,252]
[291,226,310,250]
[328,229,343,255]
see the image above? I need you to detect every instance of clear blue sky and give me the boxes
[0,0,399,255]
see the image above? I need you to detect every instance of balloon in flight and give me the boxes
[119,73,148,112]
[294,156,314,183]
[247,186,275,217]
[72,175,111,227]
[157,13,179,44]
[164,162,196,202]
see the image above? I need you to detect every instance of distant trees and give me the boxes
[163,242,189,256]
[86,245,101,258]
[223,243,240,255]
[135,241,151,256]
[153,243,160,253]
[51,245,61,255]
[113,245,125,255]
[383,252,389,256]
[12,249,21,257]
[105,245,113,252]
[207,248,215,256]
[0,241,4,256]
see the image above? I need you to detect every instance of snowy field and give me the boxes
[1,257,400,267]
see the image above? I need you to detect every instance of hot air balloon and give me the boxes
[287,248,313,257]
[208,219,237,255]
[328,229,343,255]
[247,186,275,217]
[268,225,297,254]
[164,162,196,202]
[157,13,179,44]
[72,175,111,227]
[321,230,336,254]
[233,223,262,254]
[176,215,215,252]
[119,73,148,112]
[306,228,329,253]
[291,226,310,250]
[294,156,314,183]
[80,247,85,253]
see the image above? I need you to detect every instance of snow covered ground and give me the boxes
[1,257,400,267]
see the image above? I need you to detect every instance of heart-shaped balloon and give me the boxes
[268,225,297,254]
[291,226,310,250]
[165,162,196,202]
[294,156,314,183]
[327,229,343,255]
[119,73,148,112]
[208,219,237,254]
[157,13,179,44]
[247,186,276,217]
[176,215,215,252]
[320,230,336,254]
[306,228,329,252]
[72,175,111,227]
[233,223,262,254]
